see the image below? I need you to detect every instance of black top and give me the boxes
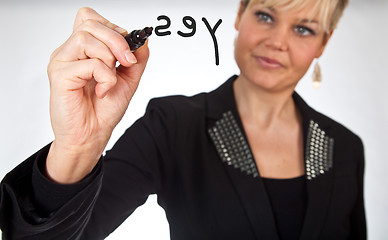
[0,76,366,240]
[262,176,307,240]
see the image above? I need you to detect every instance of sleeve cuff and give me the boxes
[32,143,103,215]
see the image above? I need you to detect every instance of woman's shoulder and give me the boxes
[147,92,208,116]
[140,93,211,129]
[314,108,360,143]
[146,76,237,121]
[309,108,362,152]
[294,92,363,147]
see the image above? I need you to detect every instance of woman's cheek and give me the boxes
[292,47,317,72]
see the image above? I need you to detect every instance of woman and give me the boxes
[0,0,366,239]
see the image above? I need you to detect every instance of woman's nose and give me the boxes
[265,26,289,51]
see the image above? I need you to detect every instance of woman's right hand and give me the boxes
[46,7,150,184]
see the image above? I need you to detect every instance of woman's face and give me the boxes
[234,1,332,92]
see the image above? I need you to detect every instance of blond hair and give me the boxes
[241,0,349,33]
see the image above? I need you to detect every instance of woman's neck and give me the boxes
[233,75,300,130]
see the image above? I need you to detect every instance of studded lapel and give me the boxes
[208,111,259,178]
[206,76,335,239]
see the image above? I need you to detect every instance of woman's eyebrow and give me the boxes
[299,19,319,25]
[256,5,277,13]
[266,6,277,13]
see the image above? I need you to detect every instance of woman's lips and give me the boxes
[255,56,284,69]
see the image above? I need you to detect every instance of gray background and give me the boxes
[0,0,387,239]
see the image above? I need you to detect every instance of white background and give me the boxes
[0,0,387,239]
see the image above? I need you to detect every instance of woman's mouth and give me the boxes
[255,56,284,69]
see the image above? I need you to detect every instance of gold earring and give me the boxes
[312,62,322,89]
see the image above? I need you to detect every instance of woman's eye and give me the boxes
[295,26,315,36]
[255,12,273,23]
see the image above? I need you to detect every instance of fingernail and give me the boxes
[125,50,137,64]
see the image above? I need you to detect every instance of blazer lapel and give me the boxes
[206,76,279,239]
[294,94,335,240]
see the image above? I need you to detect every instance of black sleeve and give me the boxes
[349,137,367,239]
[32,143,102,217]
[0,143,104,240]
[0,98,176,240]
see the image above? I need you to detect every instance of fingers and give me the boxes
[73,7,127,36]
[55,31,118,69]
[49,58,117,99]
[51,7,136,67]
[132,38,150,64]
[48,7,150,99]
[74,19,136,66]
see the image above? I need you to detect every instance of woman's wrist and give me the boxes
[45,140,102,184]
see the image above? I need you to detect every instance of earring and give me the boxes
[312,61,322,89]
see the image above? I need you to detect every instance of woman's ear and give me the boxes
[235,1,247,30]
[316,30,334,58]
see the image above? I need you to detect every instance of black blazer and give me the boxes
[0,75,366,239]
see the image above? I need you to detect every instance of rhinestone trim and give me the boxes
[208,111,259,178]
[305,120,334,180]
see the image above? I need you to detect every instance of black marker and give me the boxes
[125,27,153,52]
